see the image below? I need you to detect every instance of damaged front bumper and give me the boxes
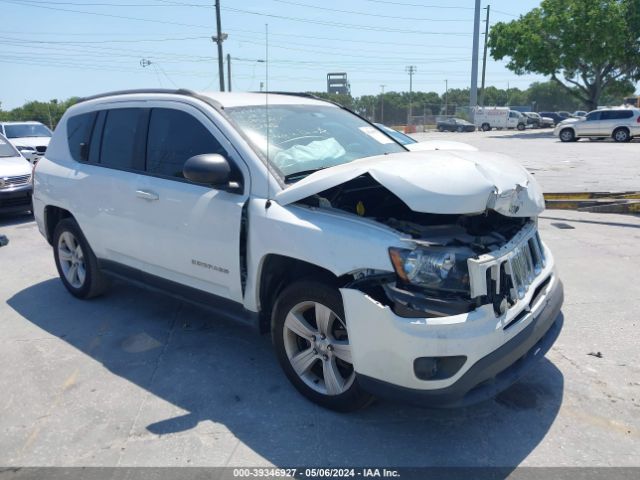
[340,254,563,407]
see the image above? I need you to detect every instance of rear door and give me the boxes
[67,106,148,262]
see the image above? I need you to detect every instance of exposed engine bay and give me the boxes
[299,173,529,253]
[297,173,533,318]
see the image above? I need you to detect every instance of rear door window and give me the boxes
[66,112,97,162]
[145,108,227,179]
[100,108,146,170]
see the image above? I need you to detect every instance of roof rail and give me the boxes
[77,88,199,104]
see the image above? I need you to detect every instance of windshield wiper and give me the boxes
[284,166,329,183]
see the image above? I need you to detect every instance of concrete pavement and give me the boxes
[0,210,638,468]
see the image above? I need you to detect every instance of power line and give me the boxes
[363,0,473,9]
[1,0,212,28]
[270,0,466,21]
[223,6,471,35]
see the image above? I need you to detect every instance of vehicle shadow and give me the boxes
[8,279,564,468]
[488,131,555,140]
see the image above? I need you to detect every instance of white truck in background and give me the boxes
[474,107,527,132]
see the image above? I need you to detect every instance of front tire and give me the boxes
[517,123,526,131]
[559,128,576,142]
[272,280,373,412]
[53,218,109,299]
[481,123,490,132]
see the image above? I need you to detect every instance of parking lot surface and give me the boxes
[0,207,638,468]
[412,129,640,194]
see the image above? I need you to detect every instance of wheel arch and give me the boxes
[612,126,630,139]
[44,206,74,246]
[559,127,576,140]
[256,254,345,334]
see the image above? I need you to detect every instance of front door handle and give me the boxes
[136,190,159,201]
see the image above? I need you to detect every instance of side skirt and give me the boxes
[99,259,260,331]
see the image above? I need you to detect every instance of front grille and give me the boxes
[469,223,546,310]
[35,146,47,153]
[0,174,31,189]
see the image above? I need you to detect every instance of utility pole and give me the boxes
[380,84,385,124]
[469,0,481,119]
[406,65,416,125]
[444,79,448,115]
[213,0,226,91]
[226,53,231,92]
[479,4,491,107]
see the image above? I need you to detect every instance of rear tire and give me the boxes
[53,218,109,299]
[272,280,373,412]
[613,127,631,143]
[559,128,576,142]
[481,123,490,132]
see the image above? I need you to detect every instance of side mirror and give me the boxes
[183,154,231,186]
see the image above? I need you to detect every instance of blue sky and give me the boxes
[2,0,547,109]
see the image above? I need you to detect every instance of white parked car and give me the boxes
[0,133,33,214]
[373,123,478,152]
[474,107,527,131]
[555,108,640,142]
[33,90,563,411]
[0,121,52,163]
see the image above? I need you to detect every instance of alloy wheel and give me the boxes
[57,231,86,288]
[283,301,354,396]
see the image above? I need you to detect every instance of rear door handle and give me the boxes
[136,189,159,201]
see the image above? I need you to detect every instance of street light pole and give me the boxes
[445,79,448,115]
[406,65,416,125]
[380,84,385,124]
[479,4,491,108]
[213,0,226,92]
[227,53,231,92]
[469,0,481,118]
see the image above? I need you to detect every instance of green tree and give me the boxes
[489,0,640,110]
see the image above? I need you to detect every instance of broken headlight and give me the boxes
[388,246,472,294]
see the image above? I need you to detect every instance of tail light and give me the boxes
[637,115,640,123]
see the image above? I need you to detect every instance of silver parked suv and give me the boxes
[554,108,640,142]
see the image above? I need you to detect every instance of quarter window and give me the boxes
[67,112,96,162]
[146,108,226,178]
[100,108,145,170]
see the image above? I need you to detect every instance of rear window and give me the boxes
[601,110,633,120]
[100,109,145,170]
[66,112,97,162]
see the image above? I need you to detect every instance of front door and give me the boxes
[130,103,249,303]
[577,111,602,136]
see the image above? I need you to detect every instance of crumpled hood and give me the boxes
[10,137,51,149]
[0,155,33,177]
[275,150,545,217]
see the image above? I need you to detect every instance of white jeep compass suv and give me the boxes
[33,90,563,411]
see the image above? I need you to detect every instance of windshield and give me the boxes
[226,104,405,180]
[4,123,52,138]
[0,137,20,157]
